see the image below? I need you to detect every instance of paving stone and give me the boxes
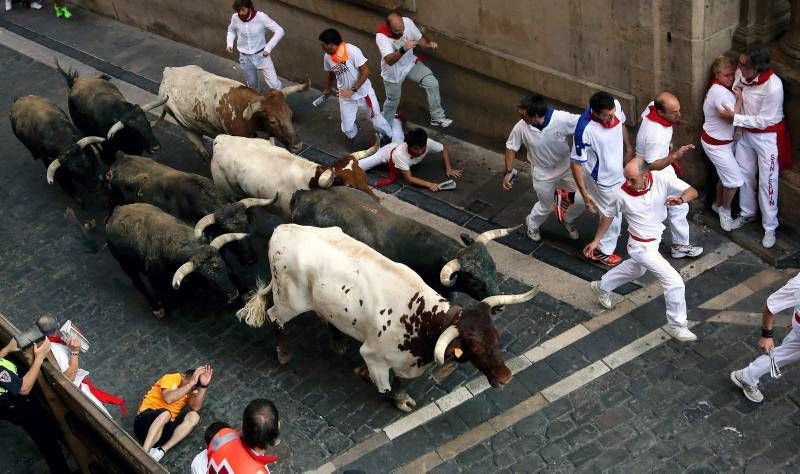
[545,416,576,440]
[565,441,603,467]
[492,446,517,469]
[537,441,569,463]
[508,453,547,473]
[676,445,716,468]
[594,406,633,431]
[591,448,629,471]
[563,424,600,448]
[595,424,636,448]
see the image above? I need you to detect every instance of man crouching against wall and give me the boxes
[134,365,213,463]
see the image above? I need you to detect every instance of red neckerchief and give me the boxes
[248,448,278,465]
[376,21,402,39]
[588,110,620,129]
[239,8,257,22]
[710,78,732,90]
[621,172,652,197]
[741,68,774,87]
[645,105,673,127]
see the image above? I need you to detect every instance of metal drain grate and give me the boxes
[465,200,491,214]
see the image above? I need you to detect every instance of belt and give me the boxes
[629,232,656,243]
[700,129,733,146]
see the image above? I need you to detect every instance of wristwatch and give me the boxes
[351,86,358,92]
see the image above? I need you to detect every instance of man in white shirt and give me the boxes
[358,127,461,191]
[570,92,634,266]
[319,28,395,145]
[375,11,452,128]
[635,92,701,259]
[702,55,745,231]
[586,158,698,343]
[226,0,284,91]
[730,272,800,403]
[502,94,584,241]
[719,44,790,249]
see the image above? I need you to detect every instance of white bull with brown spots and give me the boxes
[237,224,539,411]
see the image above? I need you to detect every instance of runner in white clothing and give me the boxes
[702,55,745,231]
[719,44,791,249]
[634,92,701,259]
[731,272,800,403]
[318,28,394,145]
[587,157,698,343]
[502,94,584,241]
[226,0,284,91]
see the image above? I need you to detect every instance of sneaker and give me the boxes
[711,203,720,215]
[664,324,698,342]
[590,281,614,309]
[671,243,703,258]
[739,214,756,225]
[5,0,11,11]
[553,189,573,223]
[763,230,776,249]
[562,221,579,240]
[30,1,42,9]
[61,5,71,18]
[730,369,764,403]
[588,250,622,266]
[148,447,165,462]
[54,5,61,16]
[430,117,453,128]
[720,213,743,232]
[526,226,541,242]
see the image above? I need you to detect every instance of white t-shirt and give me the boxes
[636,101,673,164]
[323,43,371,101]
[733,73,784,130]
[766,272,800,316]
[614,170,690,241]
[226,11,284,55]
[571,99,627,188]
[506,110,580,181]
[50,342,89,386]
[191,449,207,474]
[379,139,444,171]
[376,17,423,83]
[702,84,736,141]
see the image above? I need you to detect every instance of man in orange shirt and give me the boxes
[134,365,213,462]
[208,399,280,473]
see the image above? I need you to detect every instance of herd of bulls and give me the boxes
[9,64,539,410]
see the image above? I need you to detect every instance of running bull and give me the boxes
[238,224,538,411]
[209,134,377,221]
[157,65,307,160]
[106,203,248,318]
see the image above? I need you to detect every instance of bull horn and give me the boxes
[243,101,263,120]
[141,95,169,112]
[77,136,106,149]
[434,326,460,365]
[439,258,462,287]
[280,78,310,96]
[318,169,334,188]
[193,213,216,238]
[481,284,540,309]
[172,261,195,289]
[475,224,523,244]
[46,159,62,185]
[107,120,124,139]
[238,194,278,209]
[351,135,380,160]
[210,232,249,250]
[236,279,273,328]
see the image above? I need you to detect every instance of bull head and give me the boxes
[193,194,278,238]
[172,233,249,304]
[46,136,106,185]
[107,96,168,154]
[247,85,305,153]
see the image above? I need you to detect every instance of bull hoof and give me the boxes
[152,307,166,319]
[276,348,291,365]
[353,364,372,384]
[393,392,417,412]
[330,337,348,356]
[83,218,96,231]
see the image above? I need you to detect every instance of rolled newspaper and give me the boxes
[60,320,90,353]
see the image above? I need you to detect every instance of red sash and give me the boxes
[376,149,399,187]
[629,233,656,243]
[700,129,733,146]
[746,120,793,171]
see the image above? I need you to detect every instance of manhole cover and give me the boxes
[466,200,491,214]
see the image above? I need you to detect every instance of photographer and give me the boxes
[0,337,71,473]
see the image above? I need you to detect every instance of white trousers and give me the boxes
[339,88,394,140]
[735,130,780,231]
[599,238,687,326]
[743,314,800,385]
[652,166,690,245]
[357,120,405,171]
[702,140,744,189]
[239,51,282,91]
[527,169,585,229]
[583,175,622,255]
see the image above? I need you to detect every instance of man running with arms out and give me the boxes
[634,92,701,258]
[226,0,285,91]
[570,91,634,266]
[587,157,698,343]
[502,94,584,241]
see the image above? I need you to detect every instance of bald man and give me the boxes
[375,10,452,127]
[635,92,701,259]
[587,158,698,342]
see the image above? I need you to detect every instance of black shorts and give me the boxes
[134,408,184,447]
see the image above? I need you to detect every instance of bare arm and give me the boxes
[442,146,461,177]
[400,169,439,191]
[20,340,51,396]
[622,126,633,164]
[570,161,597,214]
[353,64,370,91]
[646,144,696,171]
[582,215,615,258]
[188,366,212,411]
[323,71,336,96]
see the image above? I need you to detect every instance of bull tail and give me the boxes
[54,58,79,89]
[236,278,273,328]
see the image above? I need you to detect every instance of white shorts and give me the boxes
[702,140,743,188]
[582,177,619,218]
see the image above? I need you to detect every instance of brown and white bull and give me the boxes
[209,135,377,221]
[157,65,308,160]
[238,224,538,411]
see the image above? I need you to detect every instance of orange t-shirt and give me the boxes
[137,373,189,420]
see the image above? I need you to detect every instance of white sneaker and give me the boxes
[430,117,453,128]
[562,221,579,240]
[730,369,764,403]
[711,203,720,214]
[762,230,776,249]
[5,0,11,11]
[664,324,697,342]
[590,281,613,309]
[29,1,42,8]
[148,447,165,462]
[719,212,733,232]
[739,214,756,225]
[526,226,541,242]
[671,243,703,258]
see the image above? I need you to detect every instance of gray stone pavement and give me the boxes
[0,6,799,474]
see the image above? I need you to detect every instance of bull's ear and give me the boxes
[243,100,263,120]
[460,233,474,246]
